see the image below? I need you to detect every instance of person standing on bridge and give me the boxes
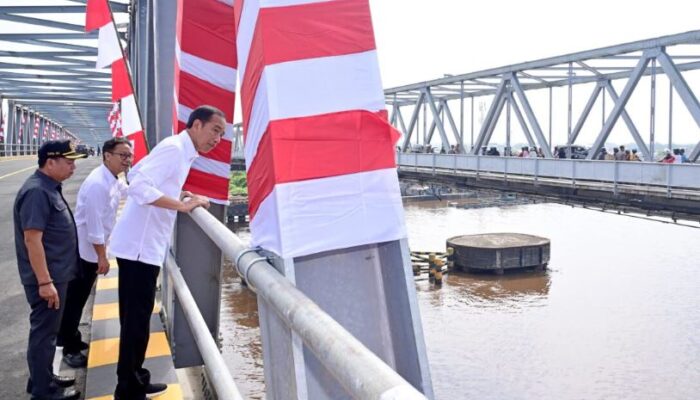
[108,105,224,400]
[13,140,86,400]
[56,137,132,369]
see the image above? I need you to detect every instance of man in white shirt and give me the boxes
[56,138,131,369]
[108,105,224,400]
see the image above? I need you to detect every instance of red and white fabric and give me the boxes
[173,0,237,204]
[86,0,148,164]
[42,121,48,140]
[108,101,122,137]
[33,117,39,140]
[18,109,25,144]
[235,0,406,258]
[0,106,5,139]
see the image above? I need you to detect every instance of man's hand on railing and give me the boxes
[181,194,210,212]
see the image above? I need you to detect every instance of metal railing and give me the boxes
[0,144,41,157]
[183,206,428,400]
[164,254,245,400]
[398,153,700,192]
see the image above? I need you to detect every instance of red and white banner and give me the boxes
[235,0,406,258]
[108,101,122,137]
[33,117,39,140]
[18,108,25,144]
[86,0,148,164]
[173,0,237,204]
[0,105,5,139]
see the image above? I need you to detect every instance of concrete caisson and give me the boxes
[446,233,550,274]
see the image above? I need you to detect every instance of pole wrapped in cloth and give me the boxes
[236,0,406,258]
[173,0,238,204]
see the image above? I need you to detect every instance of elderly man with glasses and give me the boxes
[56,137,132,369]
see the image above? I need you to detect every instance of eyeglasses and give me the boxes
[108,152,133,160]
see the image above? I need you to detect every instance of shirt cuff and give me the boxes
[87,233,105,245]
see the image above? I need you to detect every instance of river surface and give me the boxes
[221,200,700,399]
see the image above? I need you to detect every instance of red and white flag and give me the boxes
[86,0,148,163]
[173,0,237,204]
[18,108,25,144]
[33,117,39,140]
[235,0,405,258]
[51,125,56,140]
[43,121,49,140]
[0,105,5,139]
[108,101,122,137]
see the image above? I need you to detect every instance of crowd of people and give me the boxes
[403,143,693,163]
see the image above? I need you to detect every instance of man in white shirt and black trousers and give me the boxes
[108,105,225,400]
[57,137,131,368]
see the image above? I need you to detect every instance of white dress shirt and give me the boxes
[75,164,127,263]
[109,131,199,266]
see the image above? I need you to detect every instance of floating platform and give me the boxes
[446,233,550,274]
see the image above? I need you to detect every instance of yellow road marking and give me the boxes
[92,302,161,321]
[88,332,171,368]
[0,165,35,180]
[96,277,119,290]
[86,383,182,400]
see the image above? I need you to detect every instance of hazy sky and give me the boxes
[370,0,700,88]
[369,0,700,147]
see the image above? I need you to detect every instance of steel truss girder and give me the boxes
[603,81,652,160]
[587,52,653,159]
[471,80,508,154]
[507,91,538,150]
[400,91,426,151]
[0,13,85,32]
[569,83,603,145]
[424,88,452,151]
[386,31,700,97]
[510,73,553,157]
[656,51,700,162]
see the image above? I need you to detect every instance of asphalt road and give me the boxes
[0,156,101,400]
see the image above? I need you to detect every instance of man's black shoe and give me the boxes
[76,340,89,351]
[26,374,76,393]
[62,352,88,368]
[145,382,168,398]
[30,387,80,400]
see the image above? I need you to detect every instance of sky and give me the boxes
[370,0,700,88]
[368,0,700,148]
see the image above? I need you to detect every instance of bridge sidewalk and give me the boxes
[84,260,182,400]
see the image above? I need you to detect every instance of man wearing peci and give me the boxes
[108,105,226,399]
[57,137,132,368]
[13,140,86,400]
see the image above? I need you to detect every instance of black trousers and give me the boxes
[114,258,160,399]
[57,258,98,354]
[23,281,68,398]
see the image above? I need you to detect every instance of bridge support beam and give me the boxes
[259,240,433,400]
[510,73,553,157]
[656,50,700,162]
[587,52,652,159]
[603,81,652,161]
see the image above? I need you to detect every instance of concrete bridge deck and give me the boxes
[0,157,184,400]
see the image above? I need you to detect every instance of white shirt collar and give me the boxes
[180,130,199,162]
[99,163,118,181]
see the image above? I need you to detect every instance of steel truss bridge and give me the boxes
[385,31,700,162]
[0,1,129,149]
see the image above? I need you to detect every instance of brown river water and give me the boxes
[220,200,700,399]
